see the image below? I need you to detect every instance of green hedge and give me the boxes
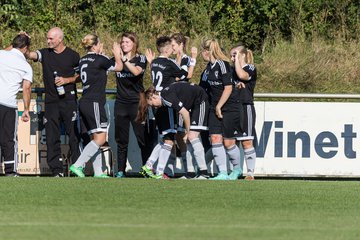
[1,0,359,94]
[1,0,359,50]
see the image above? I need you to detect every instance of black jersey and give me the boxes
[36,47,80,103]
[232,64,257,104]
[115,54,147,104]
[160,82,207,112]
[199,70,211,102]
[178,55,191,82]
[150,57,187,91]
[200,60,240,111]
[79,52,115,104]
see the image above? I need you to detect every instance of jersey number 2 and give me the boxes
[151,71,163,91]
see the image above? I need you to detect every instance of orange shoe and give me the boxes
[244,175,255,181]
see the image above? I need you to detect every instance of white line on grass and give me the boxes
[0,222,346,230]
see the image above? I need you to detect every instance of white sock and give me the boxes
[92,150,103,176]
[238,144,245,174]
[244,147,256,176]
[186,143,196,173]
[226,144,241,170]
[156,143,172,175]
[146,143,162,169]
[212,143,227,172]
[74,140,99,167]
[190,138,207,171]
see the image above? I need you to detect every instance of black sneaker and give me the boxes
[52,173,64,177]
[194,170,210,180]
[179,171,196,179]
[194,174,210,180]
[186,172,197,178]
[5,173,19,177]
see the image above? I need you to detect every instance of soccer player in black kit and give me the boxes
[113,32,153,178]
[170,33,199,177]
[69,34,122,178]
[144,82,210,179]
[141,36,188,179]
[230,44,257,180]
[200,39,244,180]
[26,27,81,177]
[170,33,197,81]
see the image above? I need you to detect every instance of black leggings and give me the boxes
[114,102,157,173]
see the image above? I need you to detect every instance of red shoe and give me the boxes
[162,173,170,179]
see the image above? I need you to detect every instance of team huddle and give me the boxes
[0,27,256,180]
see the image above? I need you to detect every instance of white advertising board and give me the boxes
[254,101,360,177]
[2,100,360,177]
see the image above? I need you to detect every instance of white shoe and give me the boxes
[179,176,189,180]
[194,174,209,180]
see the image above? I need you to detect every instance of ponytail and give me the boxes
[246,49,254,65]
[135,86,158,123]
[81,34,99,51]
[135,91,148,123]
[202,39,230,62]
[231,44,254,64]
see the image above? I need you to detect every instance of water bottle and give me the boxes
[54,71,65,95]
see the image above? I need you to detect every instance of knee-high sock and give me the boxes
[205,148,214,165]
[244,147,256,176]
[238,144,245,173]
[92,150,103,176]
[146,143,162,169]
[74,140,99,168]
[190,138,207,171]
[211,143,227,173]
[156,143,172,175]
[180,151,188,172]
[186,143,196,172]
[165,151,175,176]
[226,144,241,170]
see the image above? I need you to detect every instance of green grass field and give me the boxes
[1,178,360,240]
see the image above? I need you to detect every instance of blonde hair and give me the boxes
[81,34,99,51]
[201,39,230,62]
[232,45,254,64]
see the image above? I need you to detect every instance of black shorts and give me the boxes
[237,104,256,141]
[79,100,108,134]
[155,106,177,137]
[177,100,209,132]
[208,108,243,139]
